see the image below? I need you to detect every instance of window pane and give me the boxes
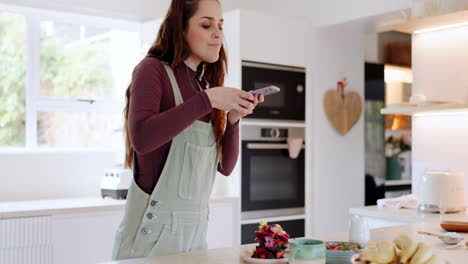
[0,12,26,146]
[39,21,114,99]
[37,111,120,148]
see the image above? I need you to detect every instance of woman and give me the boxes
[112,0,264,260]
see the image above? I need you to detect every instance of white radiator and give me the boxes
[0,216,52,264]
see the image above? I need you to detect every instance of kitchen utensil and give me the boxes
[417,169,465,214]
[417,231,463,245]
[287,137,303,159]
[409,94,426,104]
[323,90,362,136]
[444,241,468,249]
[289,239,326,264]
[348,214,370,245]
[441,221,468,232]
[326,241,364,264]
[100,166,132,199]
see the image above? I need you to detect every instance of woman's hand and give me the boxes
[205,87,255,114]
[227,93,264,125]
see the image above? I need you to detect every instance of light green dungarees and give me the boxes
[112,62,219,260]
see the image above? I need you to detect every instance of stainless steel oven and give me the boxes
[242,61,305,121]
[241,126,305,219]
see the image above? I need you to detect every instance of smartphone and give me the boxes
[249,85,280,96]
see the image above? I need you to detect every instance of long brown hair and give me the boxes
[124,0,227,168]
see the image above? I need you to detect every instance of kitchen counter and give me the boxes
[0,195,239,219]
[99,222,467,264]
[350,205,468,223]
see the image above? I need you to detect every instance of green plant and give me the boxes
[386,135,411,156]
[0,13,26,146]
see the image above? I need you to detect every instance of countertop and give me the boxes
[98,222,467,264]
[350,205,468,223]
[0,195,239,219]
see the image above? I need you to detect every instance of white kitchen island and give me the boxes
[350,205,468,229]
[100,222,468,264]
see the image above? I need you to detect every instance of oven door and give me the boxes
[242,61,305,120]
[241,141,305,211]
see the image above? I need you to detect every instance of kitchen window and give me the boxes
[0,4,141,149]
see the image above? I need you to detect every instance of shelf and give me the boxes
[385,179,412,186]
[241,118,306,128]
[380,104,468,116]
[379,9,468,34]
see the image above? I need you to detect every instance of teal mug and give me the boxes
[289,239,326,264]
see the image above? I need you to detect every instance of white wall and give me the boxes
[312,20,366,235]
[411,25,468,205]
[412,27,468,102]
[214,9,242,197]
[412,115,468,205]
[0,150,115,201]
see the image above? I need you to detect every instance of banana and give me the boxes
[361,241,396,264]
[409,242,433,264]
[393,234,418,263]
[423,254,444,264]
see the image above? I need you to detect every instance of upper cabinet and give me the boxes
[379,9,468,34]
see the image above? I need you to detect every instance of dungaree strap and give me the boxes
[162,63,184,106]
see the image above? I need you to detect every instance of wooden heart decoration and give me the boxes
[323,90,362,136]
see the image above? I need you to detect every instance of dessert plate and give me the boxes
[240,250,289,264]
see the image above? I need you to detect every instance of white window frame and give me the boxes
[0,3,142,150]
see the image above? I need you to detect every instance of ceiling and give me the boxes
[1,0,412,28]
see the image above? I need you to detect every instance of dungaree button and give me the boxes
[150,200,158,206]
[141,227,151,235]
[147,213,153,219]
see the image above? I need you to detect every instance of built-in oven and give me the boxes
[242,61,305,121]
[241,125,305,214]
[240,125,305,244]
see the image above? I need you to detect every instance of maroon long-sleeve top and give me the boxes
[128,57,239,195]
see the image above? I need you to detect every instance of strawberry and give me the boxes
[334,245,343,251]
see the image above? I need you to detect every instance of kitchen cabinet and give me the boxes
[206,198,240,248]
[0,210,123,264]
[0,216,53,264]
[0,196,239,263]
[52,210,123,264]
